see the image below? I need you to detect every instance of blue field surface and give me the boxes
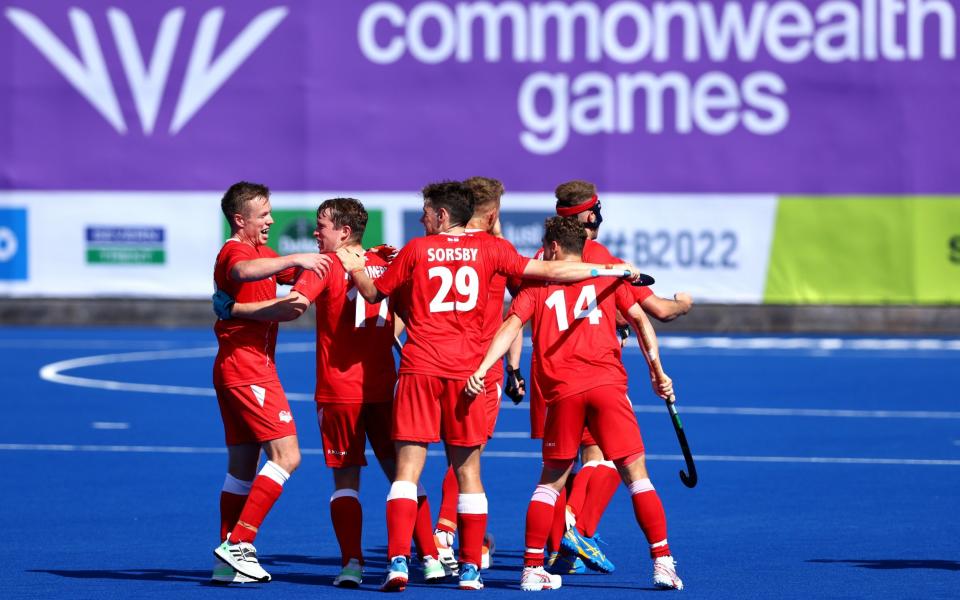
[2,327,958,599]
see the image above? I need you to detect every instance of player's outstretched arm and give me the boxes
[214,290,311,322]
[522,259,647,284]
[336,248,386,304]
[625,304,674,401]
[466,315,524,397]
[641,291,693,322]
[231,252,331,282]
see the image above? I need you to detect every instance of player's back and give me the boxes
[512,275,631,402]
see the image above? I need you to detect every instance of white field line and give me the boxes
[36,341,960,418]
[1,443,958,466]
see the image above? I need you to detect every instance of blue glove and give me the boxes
[212,289,235,320]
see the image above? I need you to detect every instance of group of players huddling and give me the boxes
[209,178,693,592]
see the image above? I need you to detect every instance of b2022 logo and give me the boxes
[0,208,28,280]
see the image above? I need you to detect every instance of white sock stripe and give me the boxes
[599,460,617,470]
[629,478,655,495]
[259,460,290,486]
[222,473,252,495]
[581,460,601,469]
[651,539,669,549]
[530,485,559,506]
[457,493,489,514]
[387,480,418,502]
[525,548,545,554]
[330,488,359,502]
[417,481,427,498]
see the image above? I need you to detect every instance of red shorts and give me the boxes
[317,401,394,468]
[531,374,600,447]
[216,381,297,446]
[393,373,487,447]
[542,385,644,461]
[485,370,503,439]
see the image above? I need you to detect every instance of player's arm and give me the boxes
[624,303,674,401]
[336,248,387,304]
[213,289,311,322]
[521,258,646,284]
[231,252,331,282]
[466,315,525,397]
[640,291,693,322]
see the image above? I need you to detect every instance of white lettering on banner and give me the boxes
[5,6,289,135]
[358,0,957,154]
[426,248,479,262]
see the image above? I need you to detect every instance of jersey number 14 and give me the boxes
[545,285,601,331]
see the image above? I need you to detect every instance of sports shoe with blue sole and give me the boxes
[559,529,615,573]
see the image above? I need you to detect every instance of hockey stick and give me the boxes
[664,394,697,488]
[589,268,655,287]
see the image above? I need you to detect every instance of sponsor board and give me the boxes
[85,226,165,265]
[0,208,28,280]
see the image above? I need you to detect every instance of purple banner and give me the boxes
[2,0,959,192]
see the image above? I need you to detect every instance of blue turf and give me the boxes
[2,327,958,599]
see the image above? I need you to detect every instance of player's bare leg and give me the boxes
[215,435,301,583]
[615,454,683,590]
[520,461,573,591]
[447,444,486,590]
[330,466,364,587]
[382,442,429,591]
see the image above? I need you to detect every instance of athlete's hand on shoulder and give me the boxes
[674,291,693,312]
[650,369,674,401]
[465,370,486,397]
[504,366,526,405]
[369,244,399,263]
[291,252,332,278]
[212,289,235,320]
[336,247,365,273]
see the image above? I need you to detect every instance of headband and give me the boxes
[555,195,598,217]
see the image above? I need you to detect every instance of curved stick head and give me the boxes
[679,466,698,488]
[631,273,655,287]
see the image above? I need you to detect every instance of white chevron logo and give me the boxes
[5,5,288,135]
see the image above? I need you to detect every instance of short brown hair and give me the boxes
[422,180,474,226]
[221,181,270,224]
[318,198,367,243]
[543,216,587,255]
[554,180,597,209]
[463,176,504,214]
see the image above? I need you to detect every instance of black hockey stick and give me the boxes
[665,395,697,488]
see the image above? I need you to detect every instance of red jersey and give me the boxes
[212,240,298,388]
[467,230,508,383]
[375,233,529,378]
[510,275,635,403]
[293,250,396,403]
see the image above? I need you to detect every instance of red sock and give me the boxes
[220,492,248,542]
[229,463,287,544]
[330,490,363,565]
[577,463,620,537]
[566,463,595,517]
[457,494,488,567]
[413,494,439,559]
[629,479,670,558]
[386,481,419,558]
[524,485,559,567]
[546,487,567,554]
[437,466,459,534]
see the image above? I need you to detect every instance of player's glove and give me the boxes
[617,323,630,344]
[505,366,526,405]
[212,289,235,320]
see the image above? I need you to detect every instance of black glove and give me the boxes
[505,366,526,405]
[617,323,630,344]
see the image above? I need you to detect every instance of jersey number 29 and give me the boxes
[428,266,479,313]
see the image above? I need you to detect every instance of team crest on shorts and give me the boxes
[278,410,293,423]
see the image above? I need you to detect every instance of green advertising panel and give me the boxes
[221,208,384,254]
[765,198,960,304]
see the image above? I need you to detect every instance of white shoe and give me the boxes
[210,559,258,584]
[433,529,459,576]
[214,539,271,582]
[520,566,562,592]
[333,558,363,588]
[481,533,495,570]
[422,555,446,583]
[652,556,684,590]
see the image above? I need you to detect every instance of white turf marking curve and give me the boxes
[1,443,958,467]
